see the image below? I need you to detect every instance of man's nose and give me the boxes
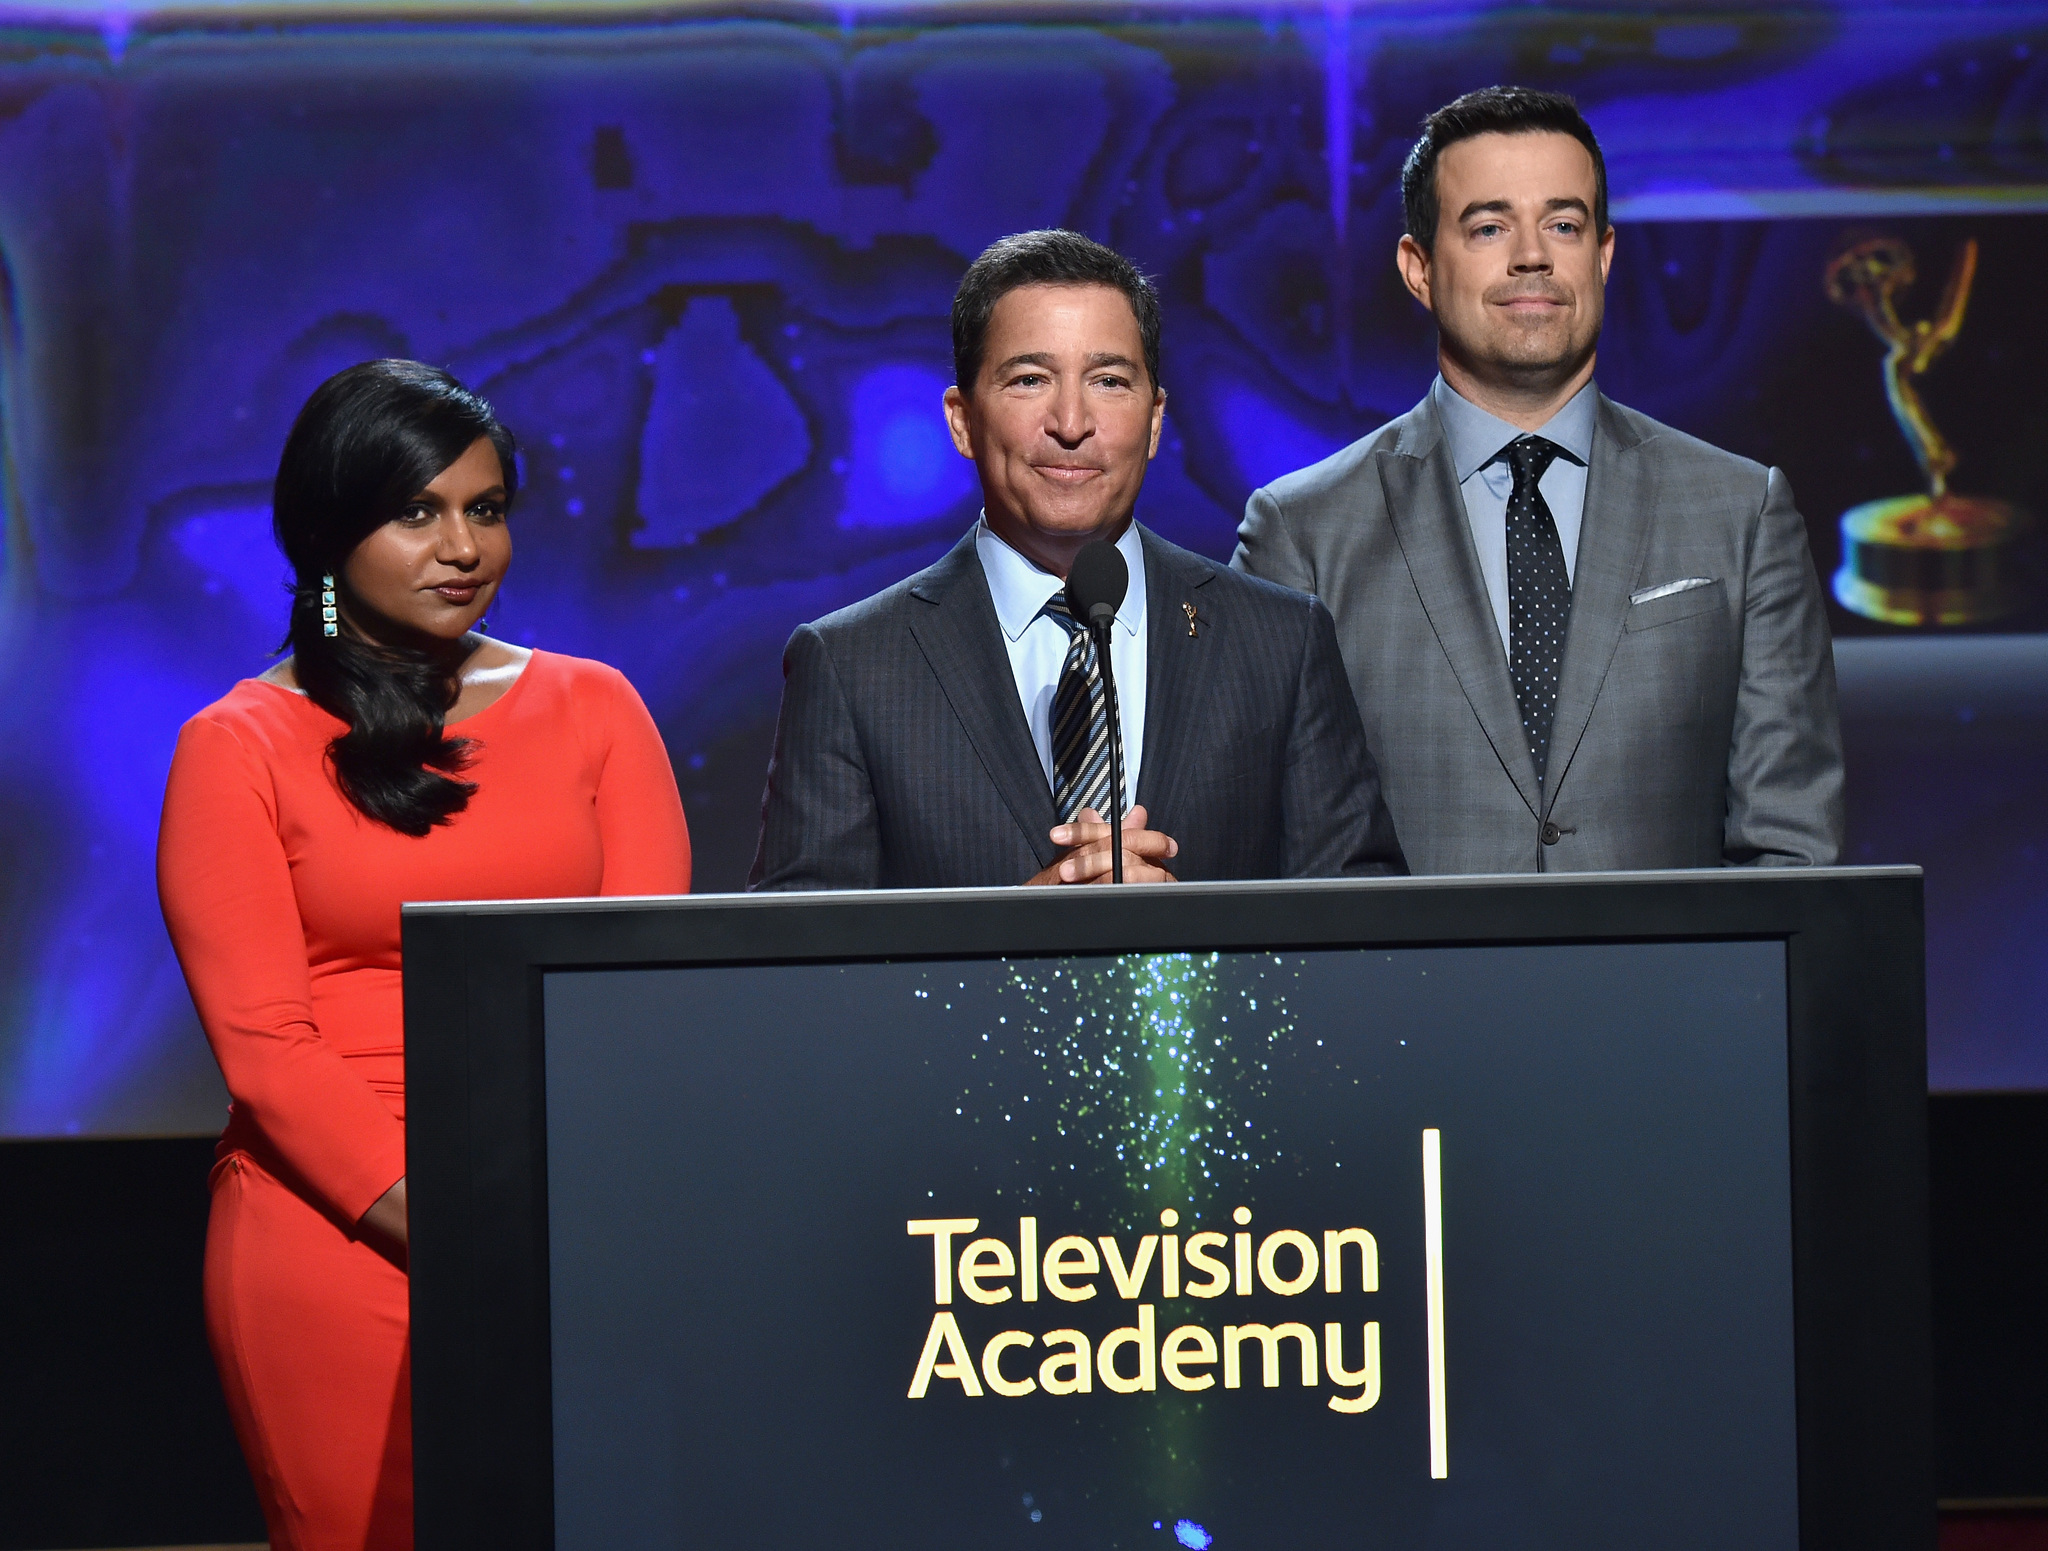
[1046,383,1092,447]
[1509,232,1553,273]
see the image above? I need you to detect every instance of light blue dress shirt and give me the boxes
[975,516,1148,806]
[1431,375,1598,656]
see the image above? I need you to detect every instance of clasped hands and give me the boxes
[1025,804,1180,886]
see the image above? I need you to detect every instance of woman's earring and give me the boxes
[320,574,338,638]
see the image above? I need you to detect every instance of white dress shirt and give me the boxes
[975,516,1148,806]
[1431,375,1598,656]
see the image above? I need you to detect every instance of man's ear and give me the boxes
[1147,387,1166,460]
[1396,233,1434,313]
[1598,222,1616,285]
[942,384,976,458]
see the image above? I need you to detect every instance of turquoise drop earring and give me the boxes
[320,574,338,638]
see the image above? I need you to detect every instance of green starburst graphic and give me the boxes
[943,951,1296,1226]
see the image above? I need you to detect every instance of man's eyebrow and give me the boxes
[1455,195,1592,223]
[1456,198,1513,223]
[993,351,1057,374]
[1085,352,1141,371]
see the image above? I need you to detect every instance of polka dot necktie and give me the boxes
[1042,591,1123,823]
[1503,435,1572,787]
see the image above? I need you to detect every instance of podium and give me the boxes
[404,868,1931,1551]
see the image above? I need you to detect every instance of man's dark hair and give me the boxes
[951,229,1161,393]
[1400,86,1608,255]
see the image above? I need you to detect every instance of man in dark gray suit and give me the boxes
[1234,86,1844,874]
[752,230,1403,890]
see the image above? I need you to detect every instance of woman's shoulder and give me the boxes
[170,673,332,785]
[185,671,326,738]
[526,647,628,688]
[507,651,663,756]
[521,648,646,709]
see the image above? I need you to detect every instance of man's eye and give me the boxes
[1553,220,1579,236]
[1473,223,1504,239]
[1092,375,1131,391]
[1008,373,1047,388]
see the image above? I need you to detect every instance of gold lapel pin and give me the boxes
[1182,601,1200,637]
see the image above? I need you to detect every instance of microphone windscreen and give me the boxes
[1066,539,1129,630]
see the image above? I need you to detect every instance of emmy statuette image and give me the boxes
[1825,235,2032,626]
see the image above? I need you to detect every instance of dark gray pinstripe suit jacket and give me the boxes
[748,524,1405,890]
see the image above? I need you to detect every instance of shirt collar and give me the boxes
[1432,373,1598,482]
[976,515,1147,644]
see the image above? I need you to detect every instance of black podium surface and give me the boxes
[404,868,1930,1551]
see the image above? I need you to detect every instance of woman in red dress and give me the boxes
[158,360,691,1549]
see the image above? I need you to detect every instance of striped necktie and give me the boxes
[1042,591,1122,823]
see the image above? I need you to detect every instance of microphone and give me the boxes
[1065,539,1128,633]
[1064,539,1130,883]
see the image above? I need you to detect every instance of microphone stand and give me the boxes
[1089,617,1124,884]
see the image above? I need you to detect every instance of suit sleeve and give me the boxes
[1232,486,1317,592]
[156,715,409,1225]
[1723,467,1846,865]
[593,667,692,895]
[1281,597,1408,878]
[748,624,885,890]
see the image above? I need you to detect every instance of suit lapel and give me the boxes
[1544,396,1655,807]
[1379,405,1542,820]
[905,532,1062,868]
[1131,528,1216,822]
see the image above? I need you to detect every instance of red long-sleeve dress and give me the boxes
[157,650,691,1550]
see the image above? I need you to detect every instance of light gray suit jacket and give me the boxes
[1232,389,1845,874]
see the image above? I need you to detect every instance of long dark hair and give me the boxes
[273,359,520,836]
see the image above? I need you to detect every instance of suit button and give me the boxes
[1541,821,1562,845]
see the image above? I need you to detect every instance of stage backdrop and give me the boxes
[1,0,2044,1133]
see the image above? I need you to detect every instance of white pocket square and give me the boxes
[1630,576,1716,606]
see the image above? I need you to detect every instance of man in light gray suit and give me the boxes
[1234,86,1844,873]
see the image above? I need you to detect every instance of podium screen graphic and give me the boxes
[541,939,1796,1551]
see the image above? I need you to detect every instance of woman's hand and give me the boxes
[360,1176,409,1265]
